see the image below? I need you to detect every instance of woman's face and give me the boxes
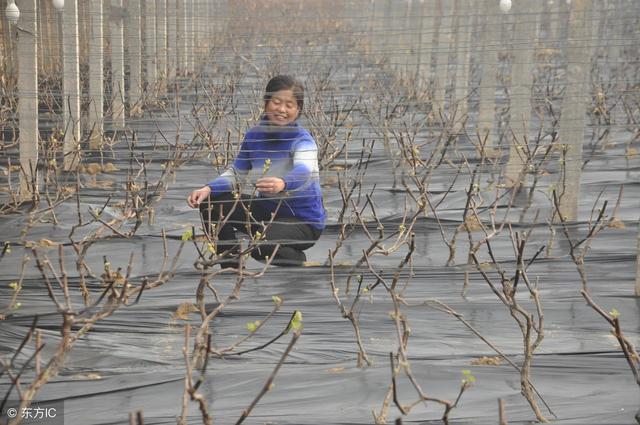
[264,89,299,126]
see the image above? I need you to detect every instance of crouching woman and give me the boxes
[187,75,325,267]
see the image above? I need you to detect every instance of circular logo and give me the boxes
[6,407,17,418]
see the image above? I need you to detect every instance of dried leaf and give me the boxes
[100,269,126,286]
[71,373,102,380]
[61,186,76,195]
[97,180,115,189]
[172,302,198,320]
[462,216,483,232]
[83,163,103,175]
[322,175,339,187]
[470,356,502,366]
[38,238,59,248]
[478,147,501,160]
[478,262,494,271]
[130,104,144,117]
[102,162,120,173]
[608,218,625,229]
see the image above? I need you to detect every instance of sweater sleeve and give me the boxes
[282,138,318,191]
[206,141,251,193]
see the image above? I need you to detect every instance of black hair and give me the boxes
[263,75,304,112]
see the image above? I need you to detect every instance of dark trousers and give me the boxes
[199,192,321,266]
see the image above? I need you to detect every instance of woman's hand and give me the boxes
[256,177,285,195]
[187,186,211,208]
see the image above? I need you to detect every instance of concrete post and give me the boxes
[62,0,82,171]
[186,0,194,74]
[110,0,125,128]
[156,0,167,87]
[1,27,5,77]
[367,0,375,54]
[427,0,441,98]
[434,0,451,109]
[177,0,186,76]
[503,1,540,188]
[144,0,157,92]
[477,0,501,145]
[126,0,143,114]
[402,0,411,75]
[195,0,200,62]
[88,0,104,150]
[167,0,177,82]
[16,0,39,201]
[35,0,46,75]
[382,0,392,70]
[415,0,429,83]
[555,0,591,222]
[552,0,568,49]
[453,0,471,116]
[206,0,214,52]
[636,216,640,296]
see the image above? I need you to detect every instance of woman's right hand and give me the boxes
[187,186,211,208]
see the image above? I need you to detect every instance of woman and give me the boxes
[187,75,325,267]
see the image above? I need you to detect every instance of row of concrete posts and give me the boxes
[2,0,215,197]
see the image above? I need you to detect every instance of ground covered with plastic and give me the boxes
[2,10,640,425]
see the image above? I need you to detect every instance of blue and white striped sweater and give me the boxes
[207,121,326,230]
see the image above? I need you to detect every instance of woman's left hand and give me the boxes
[256,177,285,194]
